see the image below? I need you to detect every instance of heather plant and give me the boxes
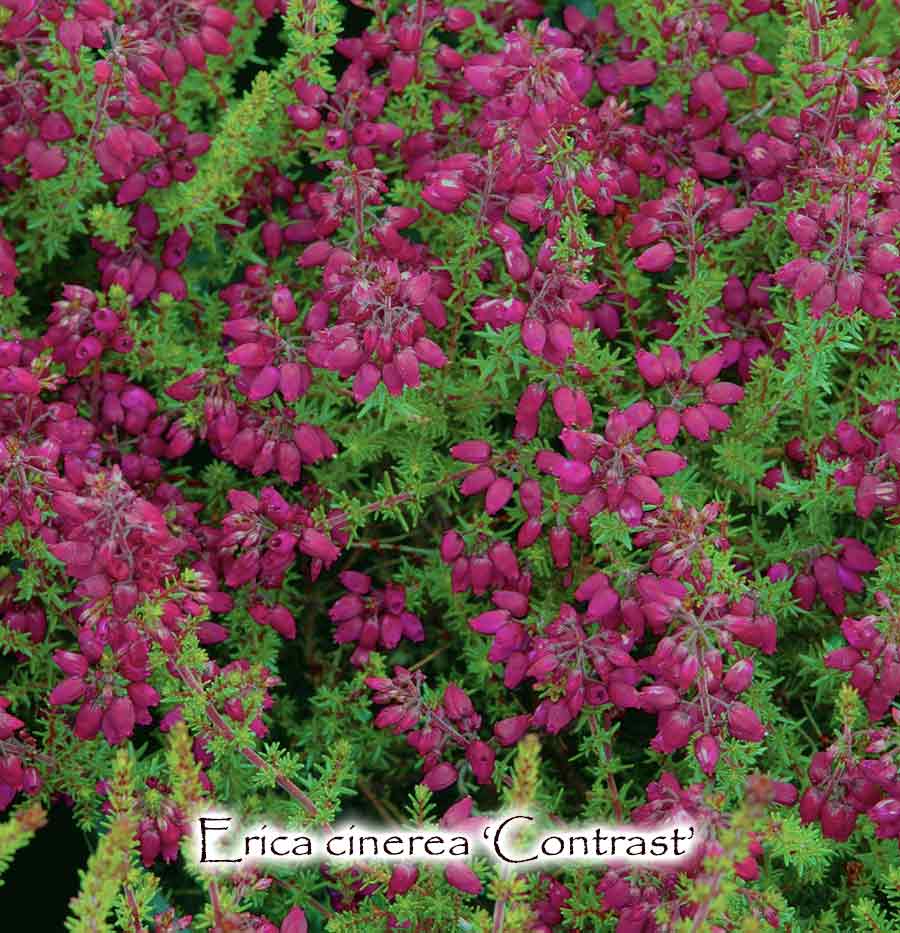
[2,0,900,930]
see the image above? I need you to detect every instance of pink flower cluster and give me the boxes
[5,0,900,927]
[0,696,41,810]
[330,571,424,666]
[367,667,496,790]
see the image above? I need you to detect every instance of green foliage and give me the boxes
[66,751,139,933]
[3,1,900,930]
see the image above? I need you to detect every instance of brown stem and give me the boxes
[123,884,147,933]
[172,663,329,829]
[590,714,623,822]
[492,886,509,933]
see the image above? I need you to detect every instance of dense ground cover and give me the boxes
[2,0,900,929]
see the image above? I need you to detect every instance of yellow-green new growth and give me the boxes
[158,0,344,240]
[66,750,138,933]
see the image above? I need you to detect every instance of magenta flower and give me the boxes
[329,571,424,666]
[0,696,40,811]
[367,667,497,789]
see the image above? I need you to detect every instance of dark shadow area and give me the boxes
[233,14,288,94]
[2,803,90,923]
